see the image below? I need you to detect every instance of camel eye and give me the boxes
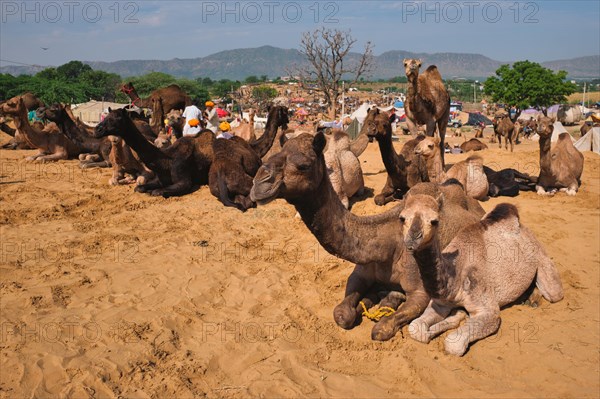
[431,219,439,226]
[295,162,311,171]
[399,216,406,223]
[428,144,434,149]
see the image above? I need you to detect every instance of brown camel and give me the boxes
[94,108,214,197]
[403,59,450,164]
[107,135,155,186]
[580,122,599,137]
[0,92,45,149]
[231,109,257,142]
[474,125,484,138]
[536,116,584,196]
[120,82,191,115]
[415,136,489,201]
[166,109,184,139]
[460,137,488,152]
[250,132,484,341]
[0,98,78,162]
[363,107,427,205]
[38,103,112,168]
[209,106,289,211]
[493,112,517,152]
[402,197,563,356]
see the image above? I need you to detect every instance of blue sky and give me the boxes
[1,0,599,68]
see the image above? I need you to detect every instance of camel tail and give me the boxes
[216,170,245,211]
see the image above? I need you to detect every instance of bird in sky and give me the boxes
[41,47,49,51]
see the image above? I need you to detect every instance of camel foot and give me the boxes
[525,287,542,308]
[565,188,577,196]
[333,303,360,330]
[371,316,399,341]
[408,320,433,344]
[374,194,387,206]
[25,156,38,161]
[444,335,469,356]
[536,186,556,196]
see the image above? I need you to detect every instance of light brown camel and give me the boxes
[120,82,191,115]
[0,92,45,149]
[363,108,428,205]
[107,135,155,186]
[460,137,488,152]
[401,196,563,356]
[493,112,517,151]
[231,109,257,142]
[250,132,484,341]
[536,116,584,196]
[322,129,365,209]
[0,97,78,162]
[474,125,484,138]
[415,136,489,200]
[403,59,450,164]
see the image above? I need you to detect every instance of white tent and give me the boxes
[529,121,574,142]
[350,103,372,124]
[574,127,600,154]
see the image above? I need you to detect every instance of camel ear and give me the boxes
[313,131,326,155]
[435,193,444,208]
[417,59,422,66]
[108,107,112,113]
[434,136,440,145]
[550,117,556,124]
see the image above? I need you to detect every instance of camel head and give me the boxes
[94,107,130,138]
[414,136,440,158]
[251,132,326,205]
[399,193,442,252]
[108,135,121,145]
[536,116,555,138]
[266,105,290,131]
[0,97,24,115]
[120,82,135,94]
[403,58,422,78]
[363,108,390,142]
[38,103,68,123]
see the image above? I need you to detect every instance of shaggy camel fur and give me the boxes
[415,136,489,201]
[403,59,450,164]
[1,97,77,162]
[209,106,289,211]
[94,108,214,197]
[250,132,484,341]
[108,135,155,186]
[363,108,427,205]
[536,116,584,196]
[402,197,563,356]
[460,137,488,152]
[493,112,517,152]
[323,129,365,209]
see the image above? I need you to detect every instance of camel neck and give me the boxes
[13,107,45,147]
[538,135,552,174]
[376,126,398,172]
[412,238,454,300]
[55,112,85,142]
[292,158,395,266]
[250,112,279,158]
[350,132,369,157]
[120,118,170,173]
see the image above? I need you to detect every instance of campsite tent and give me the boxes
[71,100,129,124]
[530,121,574,142]
[574,127,600,154]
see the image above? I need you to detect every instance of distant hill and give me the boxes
[2,46,598,80]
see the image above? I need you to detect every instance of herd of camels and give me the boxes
[1,59,584,355]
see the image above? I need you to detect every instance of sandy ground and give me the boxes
[0,127,598,398]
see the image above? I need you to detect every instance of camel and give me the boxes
[94,107,214,197]
[415,136,489,201]
[38,104,112,168]
[231,109,257,142]
[0,93,44,150]
[536,116,584,196]
[403,59,450,164]
[0,97,78,162]
[107,135,155,186]
[363,108,427,205]
[474,125,484,138]
[493,112,517,152]
[401,196,563,356]
[484,166,537,197]
[165,109,184,139]
[250,132,484,341]
[322,129,365,209]
[460,137,488,152]
[120,82,191,115]
[208,106,289,211]
[580,122,599,137]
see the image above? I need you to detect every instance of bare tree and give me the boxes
[297,28,373,118]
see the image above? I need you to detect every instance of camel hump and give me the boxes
[557,133,571,142]
[424,65,443,80]
[481,203,520,232]
[465,154,483,165]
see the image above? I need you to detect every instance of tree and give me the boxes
[245,75,259,84]
[252,86,277,107]
[484,61,577,111]
[297,27,373,118]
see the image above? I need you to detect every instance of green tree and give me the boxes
[56,60,92,80]
[484,61,577,109]
[252,86,277,105]
[245,75,259,84]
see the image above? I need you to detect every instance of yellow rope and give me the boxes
[359,301,396,321]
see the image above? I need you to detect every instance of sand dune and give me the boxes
[0,131,598,398]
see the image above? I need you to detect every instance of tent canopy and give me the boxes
[574,127,600,154]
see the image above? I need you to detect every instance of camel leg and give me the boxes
[535,258,564,303]
[408,302,453,343]
[26,150,48,161]
[371,290,430,341]
[374,178,395,206]
[405,117,419,137]
[444,306,500,356]
[334,265,376,329]
[378,291,406,309]
[35,151,68,163]
[436,118,447,167]
[536,185,556,196]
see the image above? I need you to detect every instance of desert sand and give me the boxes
[0,128,598,398]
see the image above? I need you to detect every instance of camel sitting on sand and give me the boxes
[536,116,584,196]
[415,136,489,201]
[460,137,488,152]
[401,195,564,356]
[108,135,155,186]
